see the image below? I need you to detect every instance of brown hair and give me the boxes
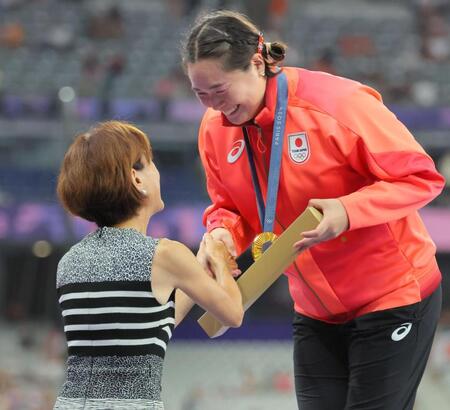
[57,121,152,227]
[182,10,287,77]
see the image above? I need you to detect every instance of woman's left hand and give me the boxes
[293,198,349,253]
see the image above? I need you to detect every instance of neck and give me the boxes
[256,75,268,110]
[113,208,152,235]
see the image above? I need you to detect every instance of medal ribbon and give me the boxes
[243,72,288,234]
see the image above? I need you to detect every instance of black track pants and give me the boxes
[293,286,442,410]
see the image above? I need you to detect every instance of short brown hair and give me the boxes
[57,121,152,227]
[182,10,287,77]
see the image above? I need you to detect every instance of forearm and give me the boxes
[174,289,195,327]
[340,173,444,230]
[213,263,243,323]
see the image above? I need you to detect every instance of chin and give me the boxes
[229,119,246,126]
[228,113,251,125]
[149,200,164,217]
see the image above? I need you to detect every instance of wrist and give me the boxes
[210,258,227,273]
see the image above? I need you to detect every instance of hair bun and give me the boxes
[266,41,286,63]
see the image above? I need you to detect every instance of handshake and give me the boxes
[195,207,323,337]
[196,229,241,280]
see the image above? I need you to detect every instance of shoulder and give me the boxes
[56,240,87,287]
[198,110,240,155]
[153,238,204,289]
[286,67,385,127]
[57,238,87,268]
[199,108,236,139]
[202,107,222,123]
[154,237,182,255]
[287,67,361,95]
[153,238,194,272]
[289,67,381,108]
[200,109,222,134]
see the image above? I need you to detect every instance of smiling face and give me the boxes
[187,56,267,125]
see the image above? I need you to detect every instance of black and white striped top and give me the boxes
[58,280,175,358]
[54,227,174,409]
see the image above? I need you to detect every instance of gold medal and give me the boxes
[251,232,278,260]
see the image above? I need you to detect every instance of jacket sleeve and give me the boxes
[334,86,445,231]
[198,116,255,255]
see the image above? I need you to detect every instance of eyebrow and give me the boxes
[192,83,226,92]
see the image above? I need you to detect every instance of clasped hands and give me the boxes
[197,198,349,276]
[197,232,241,278]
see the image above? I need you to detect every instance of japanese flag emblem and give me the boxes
[288,132,310,164]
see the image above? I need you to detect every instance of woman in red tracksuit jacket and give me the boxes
[182,10,445,410]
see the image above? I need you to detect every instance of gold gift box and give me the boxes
[198,206,323,338]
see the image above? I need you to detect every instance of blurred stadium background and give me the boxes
[0,0,450,409]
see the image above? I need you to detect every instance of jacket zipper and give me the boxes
[256,126,334,317]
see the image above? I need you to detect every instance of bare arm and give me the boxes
[174,289,195,326]
[152,235,243,328]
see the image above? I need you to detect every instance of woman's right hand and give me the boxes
[197,230,241,277]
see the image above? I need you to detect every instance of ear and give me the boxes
[131,168,143,191]
[250,53,265,74]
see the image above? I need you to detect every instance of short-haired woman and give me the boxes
[54,120,243,409]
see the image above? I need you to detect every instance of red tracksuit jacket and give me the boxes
[198,67,445,323]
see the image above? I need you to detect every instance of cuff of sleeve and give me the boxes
[206,219,226,232]
[338,195,363,231]
[205,214,249,256]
